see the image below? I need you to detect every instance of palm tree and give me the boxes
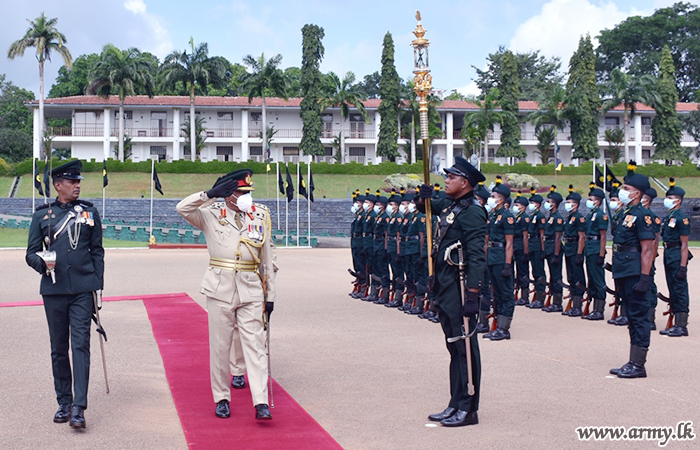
[535,126,555,165]
[464,88,509,166]
[241,53,287,162]
[8,13,72,159]
[320,71,369,163]
[601,69,659,162]
[461,124,482,158]
[526,85,568,164]
[604,127,625,164]
[258,125,278,161]
[88,44,155,161]
[400,80,442,163]
[160,38,226,161]
[181,116,207,159]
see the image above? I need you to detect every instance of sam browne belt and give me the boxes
[209,257,258,272]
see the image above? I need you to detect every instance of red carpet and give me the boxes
[141,293,342,450]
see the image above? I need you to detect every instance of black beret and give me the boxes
[666,178,685,197]
[444,156,486,187]
[52,160,84,180]
[475,183,491,201]
[644,188,657,200]
[589,188,605,199]
[624,173,650,193]
[566,185,582,202]
[213,169,254,191]
[514,191,529,206]
[376,195,388,204]
[493,183,511,198]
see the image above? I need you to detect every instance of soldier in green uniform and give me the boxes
[609,172,656,378]
[641,188,661,329]
[513,192,530,306]
[526,189,547,309]
[542,186,565,313]
[607,181,629,326]
[420,156,486,427]
[660,179,691,337]
[25,160,105,429]
[361,191,378,301]
[484,180,515,340]
[372,193,391,304]
[562,185,586,317]
[397,192,417,310]
[406,196,428,315]
[349,189,366,298]
[474,183,493,333]
[385,189,404,306]
[581,184,609,320]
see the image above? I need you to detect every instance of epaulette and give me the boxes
[77,199,94,207]
[36,202,54,211]
[253,202,269,211]
[210,201,225,209]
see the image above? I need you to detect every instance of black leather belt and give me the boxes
[613,244,641,253]
[374,236,385,241]
[663,241,681,249]
[352,233,362,238]
[406,236,420,241]
[586,235,600,241]
[387,236,397,241]
[543,236,557,241]
[488,242,505,248]
[363,232,373,237]
[563,236,578,243]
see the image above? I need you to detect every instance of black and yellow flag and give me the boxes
[153,165,164,195]
[299,171,308,200]
[594,164,620,192]
[103,160,109,188]
[33,161,44,196]
[278,164,285,195]
[309,168,315,202]
[285,165,294,203]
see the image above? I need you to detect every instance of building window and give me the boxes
[218,112,233,121]
[324,147,333,156]
[74,110,104,136]
[150,146,166,162]
[349,115,365,138]
[216,146,233,162]
[604,117,619,126]
[114,110,133,121]
[283,147,299,156]
[348,147,365,156]
[251,112,262,122]
[150,111,168,137]
[250,146,263,156]
[642,117,652,126]
[322,113,333,138]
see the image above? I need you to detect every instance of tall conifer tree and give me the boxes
[565,35,600,161]
[299,24,326,158]
[496,50,524,159]
[652,45,685,162]
[377,32,400,159]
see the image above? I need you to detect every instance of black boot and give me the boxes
[69,406,86,428]
[515,286,529,306]
[374,288,389,305]
[231,375,246,389]
[543,293,563,312]
[53,403,72,423]
[567,296,583,317]
[584,299,605,320]
[440,410,478,427]
[666,312,689,337]
[475,311,490,333]
[617,345,647,378]
[386,291,403,308]
[486,316,512,341]
[527,291,545,309]
[362,283,378,302]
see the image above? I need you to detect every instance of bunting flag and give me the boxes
[278,164,285,195]
[299,171,308,200]
[153,165,164,195]
[605,165,621,191]
[309,168,315,202]
[284,165,294,203]
[266,162,271,172]
[33,161,44,196]
[594,165,621,192]
[103,160,109,188]
[555,144,562,171]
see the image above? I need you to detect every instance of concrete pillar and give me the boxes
[172,109,180,161]
[103,108,111,161]
[241,109,249,162]
[634,114,643,164]
[446,112,454,168]
[33,108,40,159]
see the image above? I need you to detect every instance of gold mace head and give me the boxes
[412,10,428,46]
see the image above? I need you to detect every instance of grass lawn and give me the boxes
[0,228,148,248]
[0,177,14,197]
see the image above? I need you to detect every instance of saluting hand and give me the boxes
[206,179,238,199]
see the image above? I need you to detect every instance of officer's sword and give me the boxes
[444,241,475,396]
[92,290,110,394]
[261,264,273,408]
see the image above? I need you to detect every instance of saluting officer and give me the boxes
[526,188,547,309]
[176,169,276,419]
[513,192,530,306]
[607,182,629,326]
[474,183,493,332]
[385,189,405,307]
[484,179,515,340]
[361,191,378,301]
[25,160,104,429]
[581,184,609,321]
[641,188,661,330]
[420,156,486,427]
[608,172,655,379]
[542,186,565,313]
[562,185,586,317]
[350,189,366,298]
[660,178,691,337]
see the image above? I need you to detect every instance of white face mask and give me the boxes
[564,203,574,212]
[609,201,620,211]
[373,204,382,214]
[618,189,633,205]
[363,202,371,212]
[408,203,416,213]
[484,204,493,213]
[663,198,677,210]
[351,204,359,213]
[543,202,553,211]
[386,204,395,215]
[233,192,253,212]
[585,199,596,210]
[399,204,407,214]
[487,197,498,209]
[527,203,537,212]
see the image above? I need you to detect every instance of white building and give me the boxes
[28,96,700,168]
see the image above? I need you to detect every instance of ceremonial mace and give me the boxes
[411,11,434,276]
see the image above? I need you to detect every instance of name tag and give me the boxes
[669,218,676,228]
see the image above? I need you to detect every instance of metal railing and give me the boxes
[205,128,241,138]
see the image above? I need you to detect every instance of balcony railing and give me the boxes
[205,128,241,138]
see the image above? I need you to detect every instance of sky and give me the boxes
[1,0,696,98]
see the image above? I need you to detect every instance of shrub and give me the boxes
[506,173,541,190]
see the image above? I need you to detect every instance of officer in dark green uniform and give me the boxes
[581,184,609,320]
[484,180,515,340]
[660,178,691,337]
[474,183,493,333]
[25,160,104,429]
[420,156,486,427]
[513,192,530,306]
[372,193,391,304]
[397,192,417,310]
[385,189,404,306]
[562,185,586,317]
[361,191,377,301]
[406,196,428,315]
[607,182,629,326]
[350,189,366,298]
[641,188,661,330]
[542,186,565,312]
[609,172,656,378]
[526,188,547,309]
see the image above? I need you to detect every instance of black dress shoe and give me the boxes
[441,410,478,427]
[487,327,511,341]
[475,323,489,334]
[385,300,401,308]
[610,362,632,376]
[428,406,456,422]
[617,362,646,378]
[231,375,246,389]
[567,308,582,317]
[407,306,424,315]
[527,300,544,309]
[515,298,528,306]
[543,304,563,313]
[666,325,689,337]
[585,311,604,321]
[69,406,85,428]
[53,404,72,423]
[255,403,272,420]
[215,400,230,418]
[612,315,629,326]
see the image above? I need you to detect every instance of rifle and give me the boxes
[657,292,674,330]
[604,263,622,320]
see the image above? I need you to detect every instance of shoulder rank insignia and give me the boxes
[655,217,661,225]
[525,217,530,223]
[557,218,563,224]
[603,215,608,221]
[507,216,514,224]
[541,218,546,224]
[683,218,690,225]
[421,217,426,223]
[645,216,652,225]
[580,217,585,223]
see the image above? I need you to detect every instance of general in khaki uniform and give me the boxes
[176,169,276,420]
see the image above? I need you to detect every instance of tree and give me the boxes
[241,53,287,162]
[160,38,226,161]
[601,69,659,162]
[651,45,686,163]
[355,71,381,99]
[181,115,207,158]
[400,80,442,163]
[299,24,326,159]
[7,12,72,159]
[534,126,555,166]
[321,71,368,163]
[596,2,700,102]
[89,44,155,162]
[258,125,278,160]
[206,61,246,97]
[283,67,303,97]
[113,136,133,160]
[474,47,563,101]
[496,50,524,160]
[683,108,700,159]
[444,90,478,102]
[565,35,600,161]
[377,32,401,160]
[0,74,34,134]
[49,53,99,98]
[527,84,568,163]
[0,129,31,162]
[604,127,624,164]
[461,125,482,158]
[463,88,509,164]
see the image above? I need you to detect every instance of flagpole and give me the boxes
[102,186,106,221]
[150,159,154,239]
[296,162,300,248]
[276,162,280,231]
[307,157,311,246]
[603,162,607,214]
[32,158,36,213]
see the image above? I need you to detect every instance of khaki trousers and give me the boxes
[229,324,246,376]
[207,295,268,405]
